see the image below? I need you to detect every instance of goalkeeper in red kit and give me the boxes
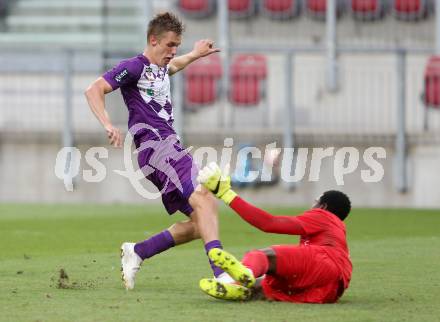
[197,163,352,304]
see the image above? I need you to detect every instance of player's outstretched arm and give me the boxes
[229,196,305,235]
[197,163,305,235]
[168,39,220,76]
[84,77,122,148]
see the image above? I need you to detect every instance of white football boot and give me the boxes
[120,242,142,290]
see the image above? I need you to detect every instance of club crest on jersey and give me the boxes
[157,68,166,80]
[144,67,156,81]
[114,69,129,83]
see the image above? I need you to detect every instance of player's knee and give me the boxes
[259,247,276,257]
[191,223,200,239]
[245,248,276,274]
[189,186,217,211]
[205,192,218,210]
[189,185,208,201]
[186,217,200,239]
[259,248,277,274]
[244,249,269,259]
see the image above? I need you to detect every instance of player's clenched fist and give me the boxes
[197,162,237,205]
[192,39,220,58]
[105,125,122,148]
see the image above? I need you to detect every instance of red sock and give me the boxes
[241,250,269,278]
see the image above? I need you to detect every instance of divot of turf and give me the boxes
[51,268,101,290]
[56,268,71,289]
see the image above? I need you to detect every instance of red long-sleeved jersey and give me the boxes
[229,196,352,288]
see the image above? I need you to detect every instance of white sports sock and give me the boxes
[215,272,235,284]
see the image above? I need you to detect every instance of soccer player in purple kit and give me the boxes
[85,12,229,290]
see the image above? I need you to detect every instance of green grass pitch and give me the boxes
[0,203,439,322]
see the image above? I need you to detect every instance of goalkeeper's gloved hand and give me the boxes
[197,162,237,205]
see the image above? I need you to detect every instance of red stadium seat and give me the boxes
[351,0,387,20]
[230,54,267,106]
[184,54,222,106]
[228,0,257,19]
[261,0,301,19]
[306,0,345,20]
[422,56,440,130]
[178,0,216,18]
[307,0,326,15]
[423,56,440,108]
[393,0,429,20]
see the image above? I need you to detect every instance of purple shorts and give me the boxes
[137,138,198,216]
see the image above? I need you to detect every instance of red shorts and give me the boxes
[261,245,345,303]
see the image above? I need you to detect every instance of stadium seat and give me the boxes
[178,0,216,18]
[228,0,258,19]
[306,0,345,20]
[230,54,267,106]
[260,0,301,20]
[423,56,440,108]
[422,55,440,130]
[350,0,387,21]
[393,0,429,20]
[184,54,222,106]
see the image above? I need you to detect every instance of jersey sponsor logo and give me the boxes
[114,69,129,83]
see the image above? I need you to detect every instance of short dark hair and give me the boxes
[319,190,351,221]
[147,12,184,41]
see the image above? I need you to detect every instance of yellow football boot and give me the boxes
[199,278,251,301]
[208,248,256,288]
